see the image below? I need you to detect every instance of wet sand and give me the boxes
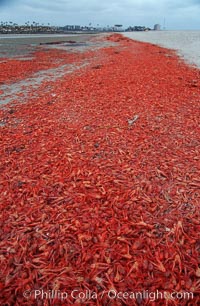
[0,33,97,44]
[0,34,100,58]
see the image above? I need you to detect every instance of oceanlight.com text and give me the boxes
[23,289,194,302]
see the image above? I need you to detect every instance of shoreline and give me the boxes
[0,34,200,305]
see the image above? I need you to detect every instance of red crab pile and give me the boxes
[0,34,200,305]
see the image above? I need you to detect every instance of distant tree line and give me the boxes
[0,22,152,34]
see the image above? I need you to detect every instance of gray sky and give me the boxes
[0,0,200,29]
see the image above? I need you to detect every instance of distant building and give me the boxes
[62,25,81,31]
[114,25,123,31]
[154,24,161,31]
[125,26,150,32]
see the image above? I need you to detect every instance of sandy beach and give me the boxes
[0,34,200,305]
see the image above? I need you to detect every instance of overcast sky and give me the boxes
[0,0,200,29]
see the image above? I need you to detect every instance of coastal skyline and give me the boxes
[0,0,200,30]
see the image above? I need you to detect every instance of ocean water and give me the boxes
[123,30,200,69]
